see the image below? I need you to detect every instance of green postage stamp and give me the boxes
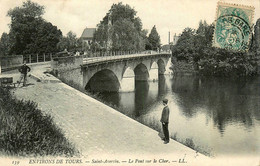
[213,2,255,51]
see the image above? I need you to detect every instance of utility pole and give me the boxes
[168,31,170,44]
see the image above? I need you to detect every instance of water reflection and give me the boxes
[134,81,149,117]
[92,75,260,155]
[158,75,167,97]
[171,76,260,134]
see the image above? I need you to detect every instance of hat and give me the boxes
[163,99,168,104]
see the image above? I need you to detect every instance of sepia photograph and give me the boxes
[0,0,259,165]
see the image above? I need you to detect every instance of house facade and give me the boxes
[80,27,96,44]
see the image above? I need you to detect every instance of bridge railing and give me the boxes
[83,50,171,64]
[1,50,171,72]
[82,50,171,58]
[23,53,53,63]
[1,53,55,72]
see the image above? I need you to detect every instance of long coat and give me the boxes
[160,106,170,123]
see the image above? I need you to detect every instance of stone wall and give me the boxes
[51,56,84,90]
[51,56,83,71]
[0,55,23,71]
[58,68,84,91]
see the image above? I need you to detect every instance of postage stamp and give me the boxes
[212,2,255,51]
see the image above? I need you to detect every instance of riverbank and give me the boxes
[0,65,210,165]
[0,87,78,157]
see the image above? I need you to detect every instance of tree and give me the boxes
[25,21,62,54]
[7,0,62,54]
[93,2,146,51]
[57,31,77,52]
[252,18,260,55]
[57,31,92,53]
[195,20,214,48]
[0,33,11,56]
[76,38,90,52]
[171,27,196,62]
[147,25,161,51]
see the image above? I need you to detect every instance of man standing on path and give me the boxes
[161,99,170,144]
[18,61,31,86]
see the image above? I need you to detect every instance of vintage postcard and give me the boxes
[0,0,259,166]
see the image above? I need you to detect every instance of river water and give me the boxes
[92,75,260,156]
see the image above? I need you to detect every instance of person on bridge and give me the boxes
[161,98,170,144]
[18,61,31,87]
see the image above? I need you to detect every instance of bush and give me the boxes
[0,87,78,157]
[197,51,258,77]
[185,138,195,149]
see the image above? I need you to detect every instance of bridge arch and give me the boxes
[120,67,135,92]
[85,69,120,92]
[149,61,159,81]
[134,63,149,81]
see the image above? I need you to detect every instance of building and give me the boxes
[172,33,180,45]
[161,33,180,52]
[80,27,96,44]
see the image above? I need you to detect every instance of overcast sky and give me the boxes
[0,0,259,44]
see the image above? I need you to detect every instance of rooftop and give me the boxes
[81,27,96,39]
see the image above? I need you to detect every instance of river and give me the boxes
[90,75,260,157]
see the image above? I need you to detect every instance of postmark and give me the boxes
[212,2,255,51]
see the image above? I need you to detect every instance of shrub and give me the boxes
[0,87,78,157]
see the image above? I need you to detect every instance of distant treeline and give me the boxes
[171,19,260,77]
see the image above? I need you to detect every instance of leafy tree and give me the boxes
[195,21,214,48]
[76,38,90,52]
[7,0,62,54]
[93,24,108,51]
[58,31,93,53]
[172,27,196,62]
[57,31,77,52]
[111,19,146,51]
[25,22,62,54]
[147,25,161,51]
[90,41,102,52]
[193,21,214,62]
[0,33,11,56]
[252,18,260,55]
[93,2,146,51]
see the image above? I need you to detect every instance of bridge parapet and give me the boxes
[51,56,84,90]
[82,53,171,67]
[52,56,83,72]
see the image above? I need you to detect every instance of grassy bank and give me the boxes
[0,87,78,157]
[138,117,213,157]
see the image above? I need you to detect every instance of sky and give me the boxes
[0,0,259,44]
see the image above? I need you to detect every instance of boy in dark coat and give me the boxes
[18,61,31,86]
[161,99,170,144]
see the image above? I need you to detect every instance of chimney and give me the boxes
[168,31,170,44]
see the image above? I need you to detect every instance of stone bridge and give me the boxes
[51,53,171,92]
